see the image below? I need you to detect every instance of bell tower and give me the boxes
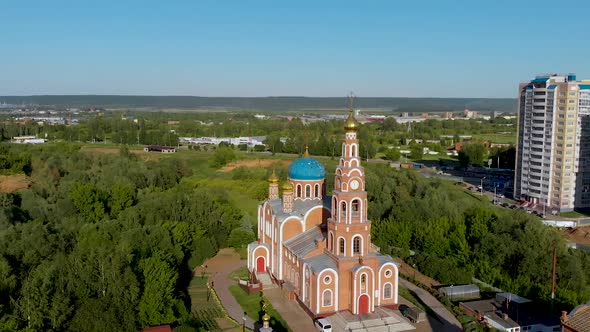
[327,95,370,258]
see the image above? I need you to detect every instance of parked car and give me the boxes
[401,305,426,323]
[314,318,332,332]
[496,194,505,198]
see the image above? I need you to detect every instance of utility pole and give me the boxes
[551,246,557,312]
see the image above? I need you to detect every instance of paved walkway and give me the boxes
[264,288,317,332]
[195,249,256,330]
[399,279,462,332]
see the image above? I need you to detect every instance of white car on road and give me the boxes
[314,318,332,332]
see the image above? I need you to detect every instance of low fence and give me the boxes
[238,279,262,294]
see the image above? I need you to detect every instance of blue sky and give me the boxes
[1,0,589,97]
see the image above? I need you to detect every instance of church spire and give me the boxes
[304,145,310,158]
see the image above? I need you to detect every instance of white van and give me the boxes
[314,318,332,332]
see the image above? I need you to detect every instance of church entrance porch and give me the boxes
[256,256,266,272]
[358,294,370,314]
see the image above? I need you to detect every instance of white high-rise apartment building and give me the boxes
[515,74,590,212]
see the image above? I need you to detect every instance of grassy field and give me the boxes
[228,285,290,332]
[473,133,516,144]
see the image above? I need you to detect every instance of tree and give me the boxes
[384,148,401,162]
[138,257,180,327]
[209,147,236,168]
[458,142,487,167]
[410,144,423,160]
[227,227,255,249]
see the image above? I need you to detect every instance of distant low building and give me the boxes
[143,145,176,153]
[11,136,46,144]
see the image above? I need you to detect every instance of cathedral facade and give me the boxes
[247,111,399,317]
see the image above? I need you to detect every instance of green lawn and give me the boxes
[228,285,290,332]
[560,211,590,218]
[473,133,516,144]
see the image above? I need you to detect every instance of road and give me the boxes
[399,279,463,332]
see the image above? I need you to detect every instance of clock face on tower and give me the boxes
[350,179,359,190]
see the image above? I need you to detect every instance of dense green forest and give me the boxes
[0,95,517,113]
[0,144,254,331]
[2,136,573,331]
[366,165,590,309]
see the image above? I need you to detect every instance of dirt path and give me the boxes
[194,248,256,330]
[0,174,31,192]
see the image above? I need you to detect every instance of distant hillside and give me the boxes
[0,95,517,113]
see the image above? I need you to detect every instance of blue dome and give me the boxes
[288,158,326,180]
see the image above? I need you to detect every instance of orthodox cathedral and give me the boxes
[248,110,399,318]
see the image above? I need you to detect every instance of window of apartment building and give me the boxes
[560,92,566,97]
[569,92,576,96]
[568,107,575,110]
[559,114,565,118]
[569,99,576,103]
[568,114,575,118]
[566,144,573,147]
[568,121,574,126]
[560,99,566,103]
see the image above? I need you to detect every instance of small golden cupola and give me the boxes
[268,169,279,184]
[344,110,359,132]
[282,181,293,192]
[268,169,280,200]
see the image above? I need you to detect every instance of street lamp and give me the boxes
[242,312,247,332]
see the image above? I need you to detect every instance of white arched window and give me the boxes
[314,184,319,198]
[353,236,361,255]
[305,185,311,198]
[322,289,333,307]
[341,201,347,221]
[339,238,345,255]
[384,283,392,299]
[352,144,357,157]
[361,273,367,292]
[297,184,302,198]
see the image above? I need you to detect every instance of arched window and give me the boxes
[384,283,392,299]
[361,273,367,292]
[339,238,345,255]
[322,289,332,307]
[305,185,311,198]
[353,236,361,255]
[328,232,333,250]
[296,184,302,198]
[352,199,360,215]
[352,145,357,157]
[314,184,319,197]
[341,201,347,221]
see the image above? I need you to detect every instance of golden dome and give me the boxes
[268,169,279,184]
[262,313,270,322]
[344,110,359,132]
[282,182,293,192]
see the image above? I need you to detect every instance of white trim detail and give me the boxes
[378,262,399,305]
[316,268,339,313]
[351,233,364,256]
